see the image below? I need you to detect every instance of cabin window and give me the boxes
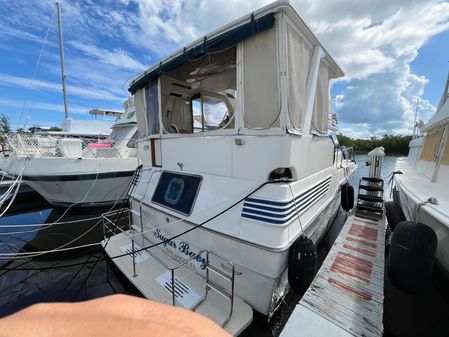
[152,171,202,215]
[160,46,237,134]
[146,80,160,135]
[126,131,138,148]
[192,93,234,132]
[311,63,330,136]
[134,88,148,137]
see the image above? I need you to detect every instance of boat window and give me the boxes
[152,171,202,215]
[126,131,138,148]
[146,80,160,135]
[134,88,148,137]
[192,93,234,133]
[160,46,237,134]
[311,63,330,136]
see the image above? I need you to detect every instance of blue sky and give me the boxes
[0,0,448,138]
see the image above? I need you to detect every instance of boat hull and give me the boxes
[114,169,345,316]
[394,182,449,274]
[3,157,138,207]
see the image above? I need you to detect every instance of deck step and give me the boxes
[355,209,383,221]
[357,194,383,203]
[361,177,384,184]
[359,185,383,192]
[103,232,253,336]
[357,203,383,213]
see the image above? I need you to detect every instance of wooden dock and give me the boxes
[281,213,385,337]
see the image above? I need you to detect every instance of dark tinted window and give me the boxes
[152,171,202,215]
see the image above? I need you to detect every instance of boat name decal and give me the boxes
[153,229,207,269]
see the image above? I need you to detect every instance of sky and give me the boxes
[0,0,448,138]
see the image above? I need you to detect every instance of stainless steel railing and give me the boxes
[6,133,137,159]
[101,208,235,327]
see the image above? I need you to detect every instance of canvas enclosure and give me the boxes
[286,22,312,132]
[420,128,444,162]
[243,25,279,129]
[311,62,330,135]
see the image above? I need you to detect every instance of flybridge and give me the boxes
[128,13,275,94]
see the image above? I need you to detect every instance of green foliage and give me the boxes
[0,113,11,143]
[337,134,412,155]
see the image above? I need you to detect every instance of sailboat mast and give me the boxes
[56,2,68,120]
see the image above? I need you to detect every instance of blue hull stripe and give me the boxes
[242,182,330,219]
[245,176,331,207]
[243,181,330,214]
[242,188,329,225]
[241,176,332,225]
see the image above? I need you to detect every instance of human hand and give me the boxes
[0,294,231,337]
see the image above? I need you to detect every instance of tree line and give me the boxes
[0,113,62,143]
[337,134,412,155]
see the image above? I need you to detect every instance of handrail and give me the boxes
[101,208,235,326]
[5,133,137,159]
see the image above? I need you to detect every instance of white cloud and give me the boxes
[0,73,124,102]
[0,97,89,115]
[304,0,449,137]
[124,0,271,56]
[69,41,145,71]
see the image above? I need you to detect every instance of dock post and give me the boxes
[368,147,385,178]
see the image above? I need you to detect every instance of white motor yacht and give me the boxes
[102,1,357,334]
[3,98,138,207]
[394,71,449,274]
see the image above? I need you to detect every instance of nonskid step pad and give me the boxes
[155,271,201,309]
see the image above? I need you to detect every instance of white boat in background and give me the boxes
[0,3,139,208]
[3,98,138,207]
[394,71,449,274]
[102,1,356,334]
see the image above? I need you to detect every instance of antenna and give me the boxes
[56,2,69,120]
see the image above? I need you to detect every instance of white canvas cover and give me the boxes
[287,24,312,132]
[134,88,148,137]
[311,62,330,135]
[243,27,279,129]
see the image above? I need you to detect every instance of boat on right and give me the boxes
[394,71,449,274]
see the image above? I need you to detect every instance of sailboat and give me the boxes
[2,2,138,207]
[102,1,357,335]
